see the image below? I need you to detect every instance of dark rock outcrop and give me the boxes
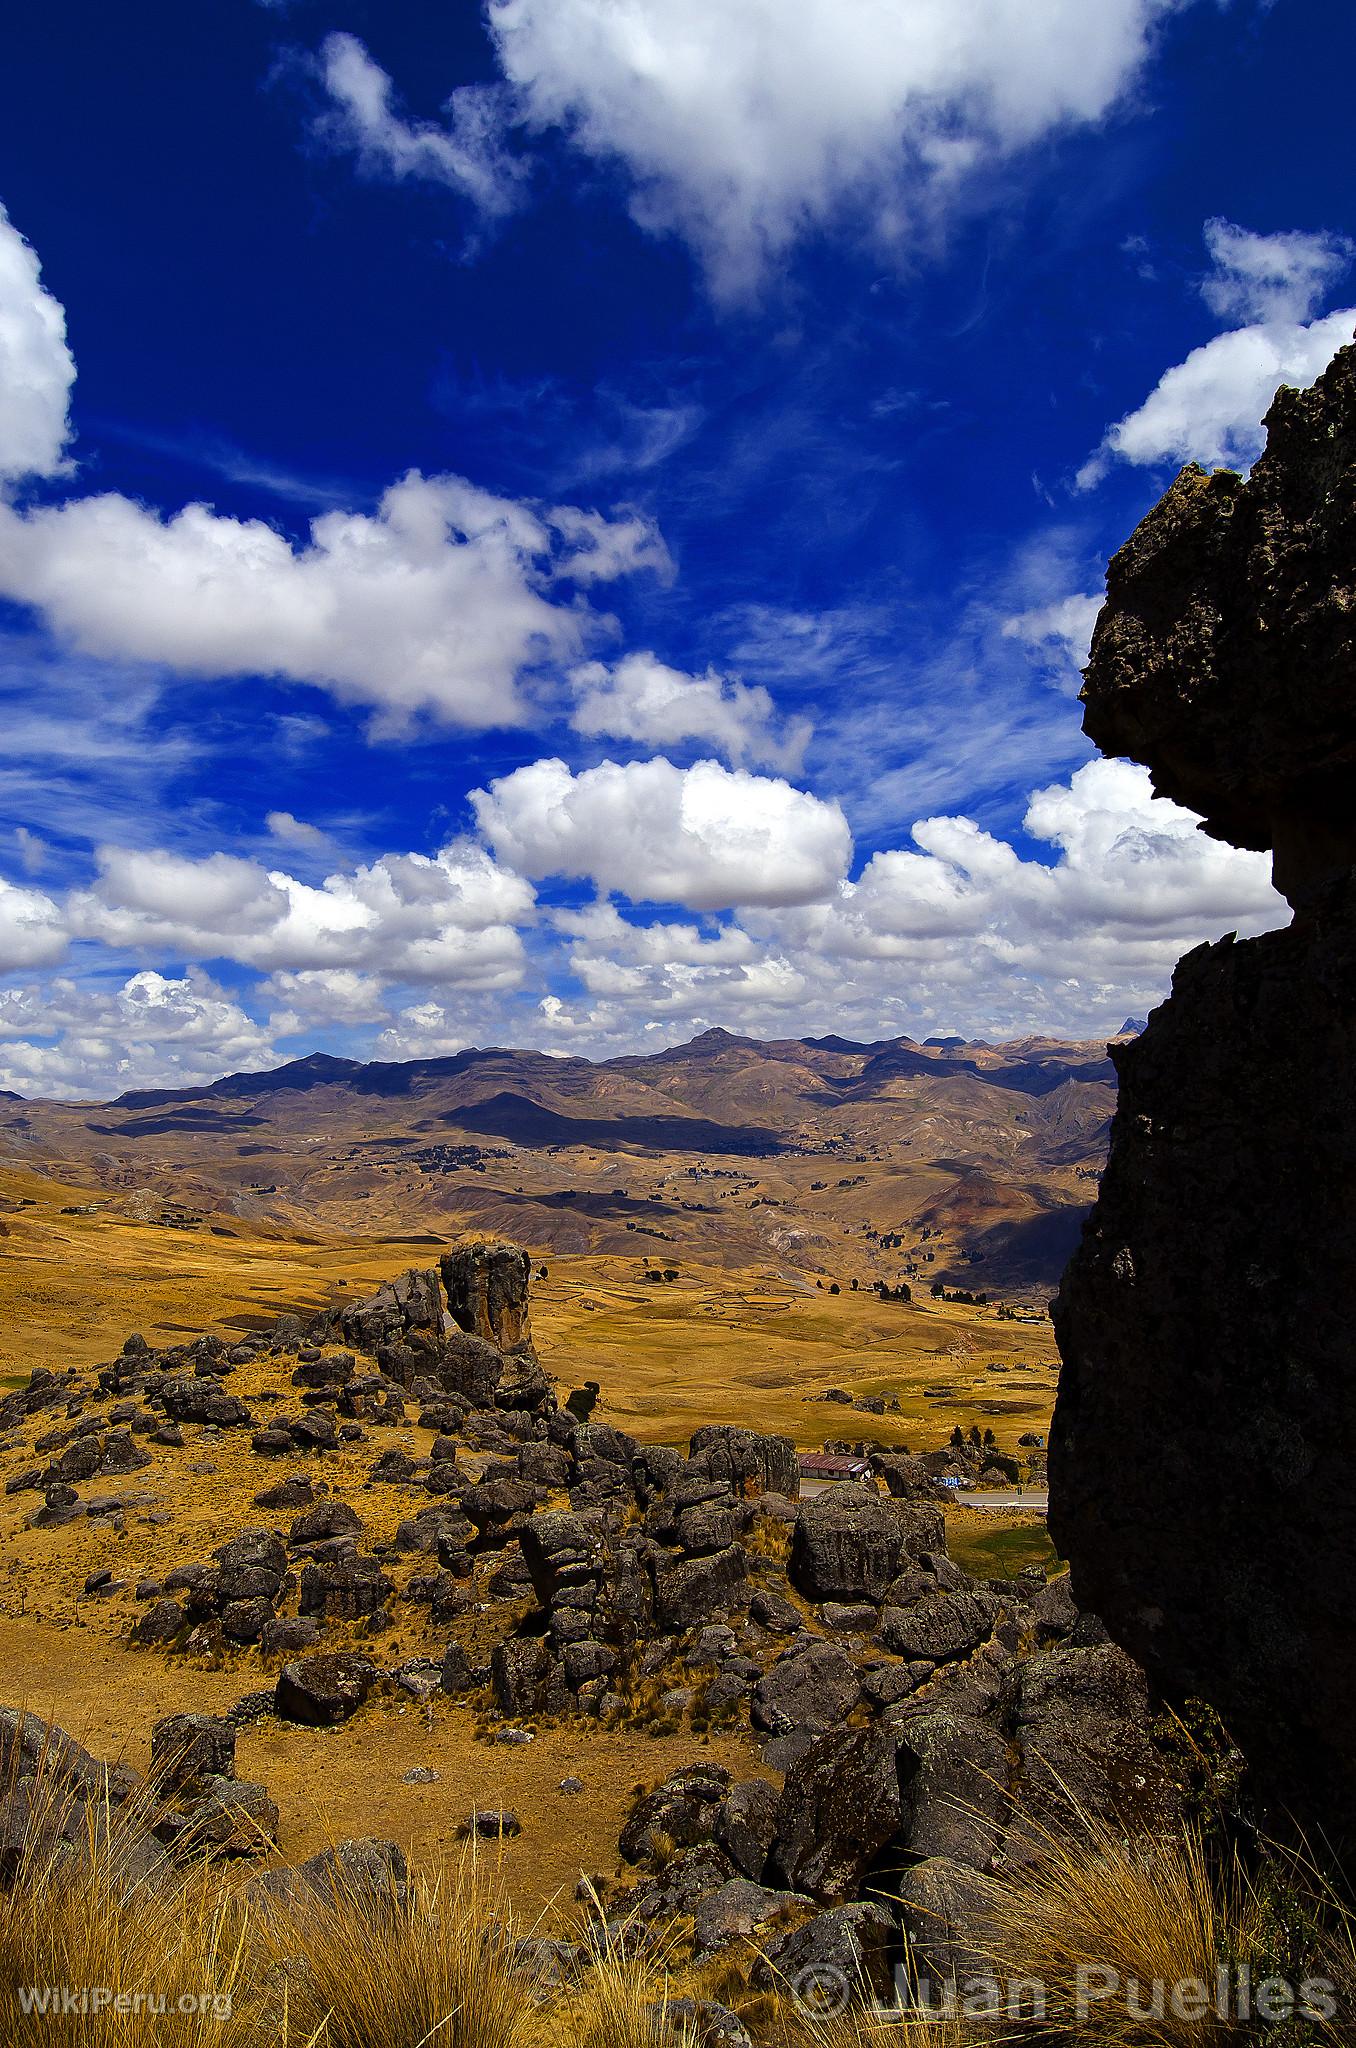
[1078,339,1356,903]
[1052,340,1356,1848]
[440,1240,534,1354]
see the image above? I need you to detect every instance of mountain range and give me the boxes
[0,1026,1122,1298]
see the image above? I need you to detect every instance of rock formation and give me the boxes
[1051,339,1356,1849]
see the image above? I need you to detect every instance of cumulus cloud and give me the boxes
[314,30,526,221]
[0,873,67,970]
[0,471,667,731]
[568,652,811,768]
[66,838,536,987]
[525,760,1286,1052]
[486,0,1187,296]
[1080,218,1356,485]
[261,967,390,1032]
[374,1000,478,1060]
[1200,217,1352,326]
[0,203,74,481]
[470,755,852,909]
[0,970,275,1099]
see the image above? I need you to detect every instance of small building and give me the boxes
[798,1452,873,1483]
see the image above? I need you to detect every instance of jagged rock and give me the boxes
[1078,341,1356,900]
[274,1652,376,1725]
[752,1899,899,2002]
[517,1509,610,1603]
[220,1596,276,1644]
[896,1858,994,1985]
[253,1473,315,1510]
[133,1598,186,1645]
[872,1451,936,1498]
[652,1545,748,1630]
[1051,344,1356,1852]
[491,1637,564,1719]
[461,1808,521,1840]
[752,1642,861,1739]
[433,1331,506,1407]
[150,1713,235,1788]
[876,1590,996,1665]
[748,1587,803,1635]
[713,1778,779,1881]
[259,1615,322,1657]
[299,1554,393,1620]
[341,1267,448,1355]
[689,1425,799,1498]
[1001,1643,1181,1859]
[789,1485,944,1604]
[893,1710,1010,1871]
[619,1765,731,1865]
[289,1501,363,1546]
[255,1836,409,1912]
[441,1241,534,1353]
[160,1380,252,1427]
[691,1877,803,1956]
[771,1724,904,1902]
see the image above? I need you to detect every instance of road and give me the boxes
[955,1488,1048,1513]
[798,1477,1049,1512]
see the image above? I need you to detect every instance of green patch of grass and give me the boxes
[946,1516,1061,1581]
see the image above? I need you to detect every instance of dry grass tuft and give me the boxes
[0,1726,254,2046]
[969,1797,1354,2046]
[259,1849,532,2048]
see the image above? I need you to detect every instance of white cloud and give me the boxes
[266,810,328,849]
[470,755,852,909]
[528,759,1286,1051]
[1000,593,1102,680]
[568,652,811,768]
[66,837,536,987]
[0,203,74,481]
[1079,307,1356,485]
[373,1000,477,1060]
[1200,217,1352,326]
[0,873,67,971]
[546,504,673,584]
[314,31,527,221]
[487,0,1187,297]
[1080,218,1356,486]
[262,967,390,1031]
[12,826,49,876]
[0,970,275,1099]
[0,471,665,730]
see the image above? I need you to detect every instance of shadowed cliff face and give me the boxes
[1051,342,1356,1850]
[1081,338,1356,906]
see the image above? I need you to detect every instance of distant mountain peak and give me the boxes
[1117,1017,1149,1036]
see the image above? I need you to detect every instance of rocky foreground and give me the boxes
[3,1236,1189,2014]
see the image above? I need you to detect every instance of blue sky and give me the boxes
[0,0,1348,1096]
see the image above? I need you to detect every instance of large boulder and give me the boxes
[274,1653,377,1726]
[770,1723,904,1902]
[752,1642,861,1740]
[440,1240,534,1353]
[1000,1643,1182,1860]
[340,1266,448,1354]
[651,1545,748,1631]
[1052,340,1356,1851]
[789,1485,944,1605]
[689,1425,799,1499]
